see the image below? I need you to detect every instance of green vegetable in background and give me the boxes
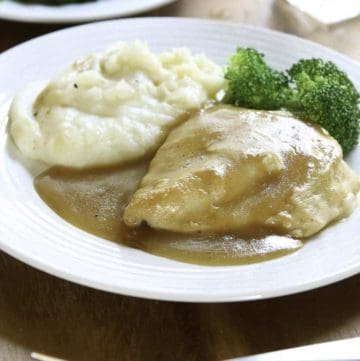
[223,48,360,154]
[14,0,96,5]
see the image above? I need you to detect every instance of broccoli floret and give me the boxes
[294,84,359,154]
[223,50,359,154]
[288,59,359,103]
[223,48,290,110]
[286,59,359,153]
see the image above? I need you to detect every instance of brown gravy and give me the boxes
[34,161,302,266]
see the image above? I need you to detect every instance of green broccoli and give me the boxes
[285,59,359,153]
[14,0,96,5]
[291,84,359,154]
[223,48,290,110]
[222,49,360,154]
[288,59,359,103]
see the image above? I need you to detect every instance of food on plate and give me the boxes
[9,41,224,168]
[223,48,360,153]
[124,105,360,237]
[34,160,303,266]
[35,161,149,242]
[7,41,360,265]
[223,48,290,110]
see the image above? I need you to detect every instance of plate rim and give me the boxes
[1,16,359,68]
[0,0,176,23]
[0,17,359,302]
[1,233,359,302]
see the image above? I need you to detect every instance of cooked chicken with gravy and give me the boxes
[124,105,360,238]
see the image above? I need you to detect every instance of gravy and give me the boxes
[34,161,302,266]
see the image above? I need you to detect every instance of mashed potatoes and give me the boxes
[9,41,225,168]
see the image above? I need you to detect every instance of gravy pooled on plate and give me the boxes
[34,159,302,266]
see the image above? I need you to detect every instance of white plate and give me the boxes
[0,18,359,302]
[0,0,175,23]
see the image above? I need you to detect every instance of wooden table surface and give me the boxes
[0,1,359,360]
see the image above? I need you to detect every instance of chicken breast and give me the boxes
[124,105,360,238]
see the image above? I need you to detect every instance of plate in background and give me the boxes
[0,17,359,302]
[0,0,176,23]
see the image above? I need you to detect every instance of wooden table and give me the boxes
[0,1,359,360]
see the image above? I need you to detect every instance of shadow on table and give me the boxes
[0,20,64,52]
[0,251,359,361]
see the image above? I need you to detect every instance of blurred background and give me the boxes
[0,0,359,60]
[162,0,360,60]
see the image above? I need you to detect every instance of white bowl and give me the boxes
[0,0,176,23]
[0,17,359,302]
